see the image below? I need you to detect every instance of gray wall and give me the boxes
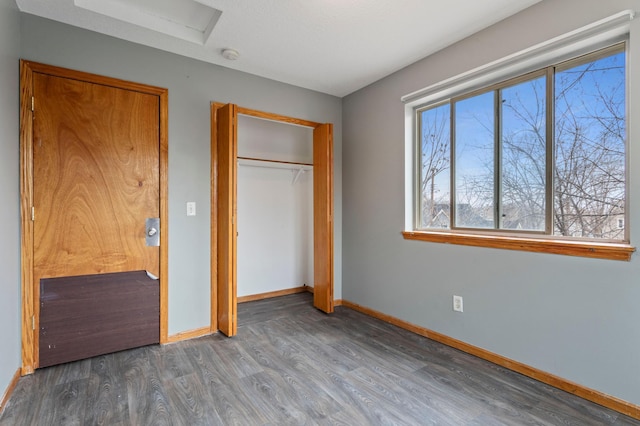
[0,0,21,399]
[343,0,640,406]
[19,14,343,335]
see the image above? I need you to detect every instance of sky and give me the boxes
[419,48,625,231]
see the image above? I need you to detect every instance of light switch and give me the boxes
[186,202,196,216]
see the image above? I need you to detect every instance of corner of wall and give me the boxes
[0,0,23,408]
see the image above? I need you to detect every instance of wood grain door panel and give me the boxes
[216,103,238,337]
[313,123,334,313]
[33,73,160,281]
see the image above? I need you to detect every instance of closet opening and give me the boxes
[211,104,334,337]
[236,114,314,302]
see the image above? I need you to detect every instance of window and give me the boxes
[416,44,626,244]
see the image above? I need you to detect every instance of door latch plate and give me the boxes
[146,218,160,246]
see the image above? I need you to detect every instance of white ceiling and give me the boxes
[15,0,542,97]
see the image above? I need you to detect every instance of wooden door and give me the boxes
[215,103,238,336]
[20,61,169,373]
[313,123,334,313]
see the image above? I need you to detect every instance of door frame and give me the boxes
[210,103,334,335]
[19,60,169,374]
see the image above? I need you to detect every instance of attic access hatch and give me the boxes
[74,0,222,45]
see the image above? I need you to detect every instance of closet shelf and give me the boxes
[238,157,313,171]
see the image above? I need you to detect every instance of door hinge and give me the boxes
[31,96,34,112]
[32,315,35,330]
[31,206,35,221]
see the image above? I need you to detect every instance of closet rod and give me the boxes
[238,157,313,169]
[238,157,313,185]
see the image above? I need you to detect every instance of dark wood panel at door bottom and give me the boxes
[39,270,160,368]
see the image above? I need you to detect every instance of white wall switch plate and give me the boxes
[186,202,196,216]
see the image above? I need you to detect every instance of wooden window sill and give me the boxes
[402,231,635,261]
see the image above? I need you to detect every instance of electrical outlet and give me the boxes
[453,295,464,312]
[186,202,196,216]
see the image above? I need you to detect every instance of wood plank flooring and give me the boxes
[2,292,639,425]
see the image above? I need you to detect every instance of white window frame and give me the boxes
[402,10,635,261]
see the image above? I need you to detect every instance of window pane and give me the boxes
[554,50,626,239]
[500,76,546,231]
[454,92,495,228]
[419,104,451,229]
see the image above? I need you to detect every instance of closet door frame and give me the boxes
[210,103,334,336]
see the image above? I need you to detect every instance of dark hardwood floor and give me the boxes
[1,292,639,425]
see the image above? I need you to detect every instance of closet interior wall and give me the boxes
[236,114,314,298]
